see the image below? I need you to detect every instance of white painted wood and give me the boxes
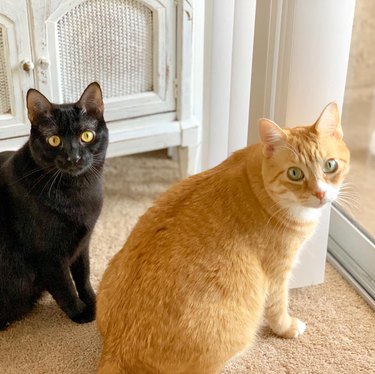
[191,0,204,172]
[30,0,176,120]
[249,0,356,288]
[0,136,28,151]
[175,0,201,175]
[281,0,355,289]
[248,0,284,144]
[0,0,201,178]
[202,0,235,170]
[202,0,256,170]
[176,0,192,122]
[275,0,355,127]
[0,113,180,153]
[0,0,34,136]
[228,0,256,154]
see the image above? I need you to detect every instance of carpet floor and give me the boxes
[0,152,374,374]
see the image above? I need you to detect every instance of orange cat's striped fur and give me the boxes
[96,103,350,373]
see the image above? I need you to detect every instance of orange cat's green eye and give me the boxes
[323,159,338,173]
[81,130,95,143]
[287,167,304,181]
[47,135,61,147]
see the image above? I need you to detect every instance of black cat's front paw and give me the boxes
[69,302,95,324]
[80,289,96,309]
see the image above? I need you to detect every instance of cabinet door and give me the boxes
[0,1,34,139]
[31,0,176,122]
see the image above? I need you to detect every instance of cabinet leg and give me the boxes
[167,147,178,161]
[370,130,375,156]
[178,145,200,179]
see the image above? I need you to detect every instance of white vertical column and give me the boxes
[228,0,256,154]
[283,0,355,288]
[202,0,235,170]
[250,0,355,287]
[275,0,355,125]
[202,0,256,170]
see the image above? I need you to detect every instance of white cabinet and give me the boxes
[0,1,34,142]
[0,0,199,174]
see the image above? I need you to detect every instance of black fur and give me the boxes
[0,83,108,329]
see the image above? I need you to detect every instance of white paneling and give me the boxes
[0,0,34,134]
[32,0,176,120]
[280,0,355,288]
[228,0,256,154]
[250,0,355,288]
[276,0,355,125]
[0,0,201,175]
[202,0,256,170]
[203,0,235,169]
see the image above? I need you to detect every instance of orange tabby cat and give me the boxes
[96,103,350,374]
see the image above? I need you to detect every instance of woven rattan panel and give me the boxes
[0,28,11,115]
[57,0,154,102]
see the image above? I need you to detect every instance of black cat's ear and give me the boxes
[258,118,287,158]
[26,89,52,125]
[77,82,104,118]
[314,102,343,140]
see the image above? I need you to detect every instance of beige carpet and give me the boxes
[0,151,374,374]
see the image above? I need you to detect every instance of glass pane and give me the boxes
[0,27,11,115]
[57,0,154,102]
[341,0,375,240]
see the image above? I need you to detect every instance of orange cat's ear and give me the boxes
[314,102,343,140]
[258,118,287,158]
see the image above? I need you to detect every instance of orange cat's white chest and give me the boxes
[286,205,322,222]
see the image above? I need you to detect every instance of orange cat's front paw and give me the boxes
[281,318,306,338]
[271,317,306,338]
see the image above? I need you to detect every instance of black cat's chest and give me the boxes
[41,177,103,228]
[4,161,103,256]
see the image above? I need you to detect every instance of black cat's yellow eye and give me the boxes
[287,167,304,181]
[81,130,95,143]
[323,159,338,173]
[47,135,61,147]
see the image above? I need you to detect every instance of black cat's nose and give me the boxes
[67,155,81,164]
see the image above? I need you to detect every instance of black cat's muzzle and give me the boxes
[56,158,89,176]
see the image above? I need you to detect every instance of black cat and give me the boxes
[0,82,108,329]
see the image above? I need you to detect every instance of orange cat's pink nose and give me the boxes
[314,191,325,201]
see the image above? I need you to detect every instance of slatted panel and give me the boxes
[57,0,154,102]
[0,28,11,115]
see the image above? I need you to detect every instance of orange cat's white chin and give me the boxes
[285,205,323,222]
[277,196,337,222]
